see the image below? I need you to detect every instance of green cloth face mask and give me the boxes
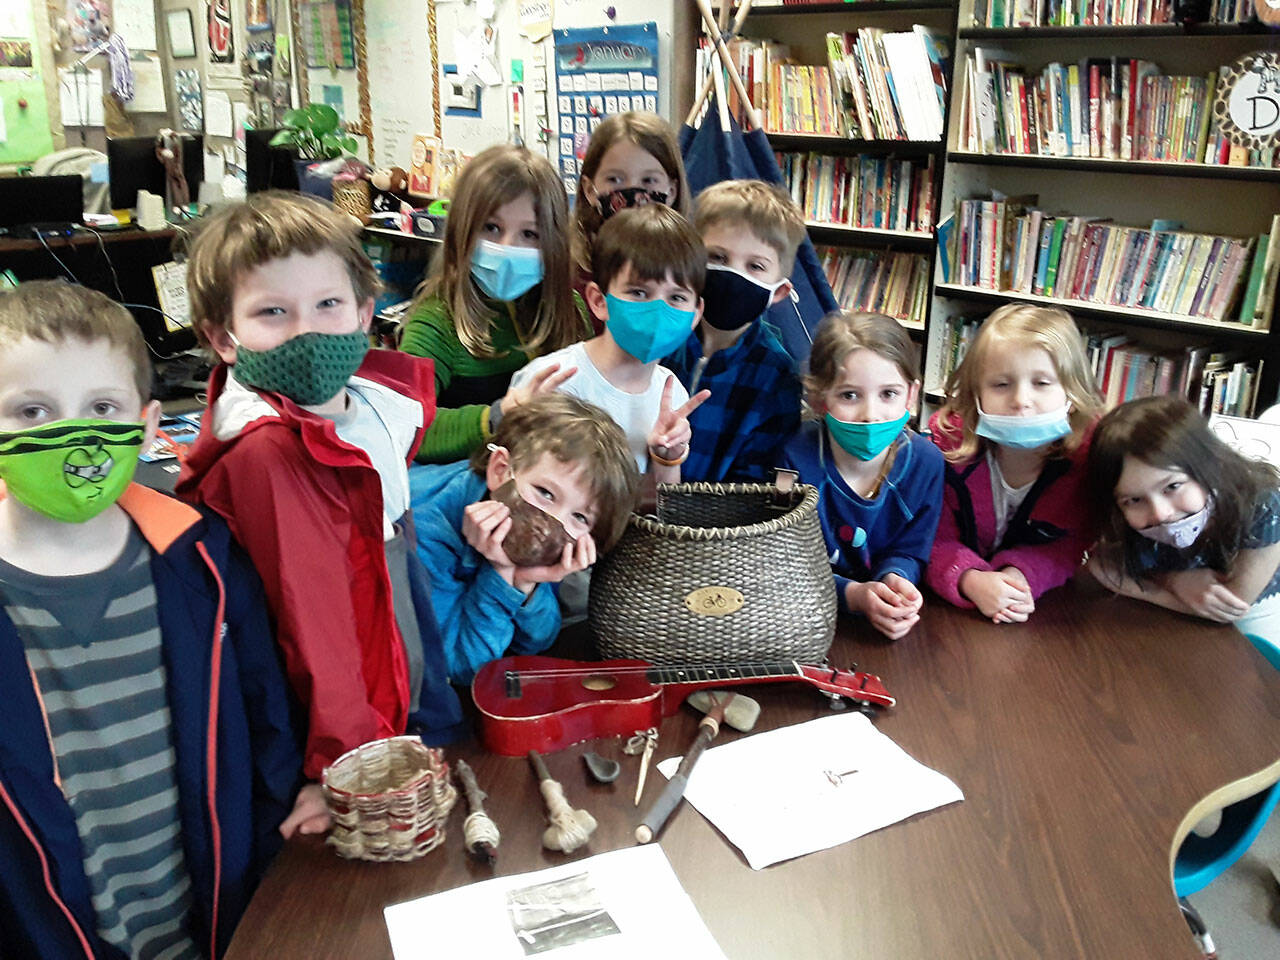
[0,419,146,523]
[229,329,369,406]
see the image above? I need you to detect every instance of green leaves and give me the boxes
[273,103,354,160]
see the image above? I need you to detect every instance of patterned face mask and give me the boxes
[0,419,146,523]
[229,328,369,406]
[1136,498,1213,550]
[594,186,670,221]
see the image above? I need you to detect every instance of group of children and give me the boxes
[1,110,1277,959]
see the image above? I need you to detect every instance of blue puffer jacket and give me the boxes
[0,484,302,959]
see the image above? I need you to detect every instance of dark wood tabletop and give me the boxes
[225,577,1280,959]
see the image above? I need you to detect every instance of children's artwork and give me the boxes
[0,39,32,68]
[1209,413,1280,468]
[175,68,203,131]
[553,23,659,193]
[302,0,355,69]
[208,0,235,64]
[66,0,110,53]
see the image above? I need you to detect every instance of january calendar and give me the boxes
[553,23,660,192]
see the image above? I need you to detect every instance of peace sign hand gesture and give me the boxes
[646,376,710,467]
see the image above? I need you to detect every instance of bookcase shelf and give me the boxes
[935,283,1271,338]
[766,132,943,155]
[805,220,936,249]
[947,151,1280,183]
[718,2,958,16]
[958,22,1273,40]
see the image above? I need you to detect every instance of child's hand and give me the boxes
[512,533,598,590]
[279,783,331,839]
[1164,568,1251,623]
[646,376,711,463]
[500,362,578,415]
[960,568,1033,623]
[881,573,924,615]
[845,578,920,640]
[462,500,517,581]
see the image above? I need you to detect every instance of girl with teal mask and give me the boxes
[399,144,590,464]
[781,312,945,641]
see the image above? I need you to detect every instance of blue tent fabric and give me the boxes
[680,102,838,362]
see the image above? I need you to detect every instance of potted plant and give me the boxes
[269,103,359,198]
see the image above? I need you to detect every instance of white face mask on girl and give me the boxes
[1135,498,1213,550]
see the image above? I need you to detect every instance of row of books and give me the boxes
[943,196,1270,327]
[776,152,936,233]
[959,51,1240,165]
[971,0,1249,26]
[817,246,930,325]
[824,28,950,141]
[926,315,1265,417]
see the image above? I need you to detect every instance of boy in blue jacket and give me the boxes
[0,282,303,959]
[409,393,639,682]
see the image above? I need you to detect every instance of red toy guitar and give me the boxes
[471,655,896,755]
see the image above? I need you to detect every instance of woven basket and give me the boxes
[322,736,456,862]
[331,178,371,218]
[589,482,837,663]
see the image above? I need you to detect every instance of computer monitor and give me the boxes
[107,134,204,210]
[245,128,300,192]
[0,175,83,230]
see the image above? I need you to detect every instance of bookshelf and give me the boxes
[929,1,1280,418]
[705,0,960,337]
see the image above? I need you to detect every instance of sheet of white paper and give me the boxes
[112,0,158,50]
[124,58,167,113]
[151,261,191,331]
[0,1,32,37]
[59,68,104,127]
[383,845,726,959]
[657,713,963,870]
[205,91,233,138]
[203,151,224,184]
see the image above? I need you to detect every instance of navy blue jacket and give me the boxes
[0,485,301,959]
[782,423,945,603]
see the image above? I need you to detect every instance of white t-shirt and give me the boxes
[512,341,687,471]
[988,449,1035,549]
[329,386,411,539]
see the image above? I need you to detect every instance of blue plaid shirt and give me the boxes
[664,320,802,483]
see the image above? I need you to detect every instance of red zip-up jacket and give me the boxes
[176,349,460,778]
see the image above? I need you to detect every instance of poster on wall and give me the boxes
[553,23,659,193]
[302,0,355,69]
[66,0,110,53]
[176,67,203,131]
[208,0,235,63]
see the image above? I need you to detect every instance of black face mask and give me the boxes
[700,264,782,331]
[594,186,670,221]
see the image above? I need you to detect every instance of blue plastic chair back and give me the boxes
[1245,631,1280,671]
[679,102,838,362]
[1174,780,1280,897]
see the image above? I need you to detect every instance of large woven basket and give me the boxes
[589,482,837,663]
[322,736,456,862]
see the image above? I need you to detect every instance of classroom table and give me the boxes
[224,577,1280,959]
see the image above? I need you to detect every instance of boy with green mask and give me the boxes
[510,204,711,483]
[0,281,304,959]
[175,191,465,811]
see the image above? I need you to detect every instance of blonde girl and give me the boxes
[401,145,587,463]
[572,112,691,300]
[927,303,1104,623]
[782,313,945,640]
[1088,395,1280,658]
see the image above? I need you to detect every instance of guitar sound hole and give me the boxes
[580,674,617,692]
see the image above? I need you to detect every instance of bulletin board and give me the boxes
[552,23,658,193]
[0,0,54,165]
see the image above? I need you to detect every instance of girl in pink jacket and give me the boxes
[927,304,1103,623]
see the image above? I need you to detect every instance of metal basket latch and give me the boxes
[770,468,799,510]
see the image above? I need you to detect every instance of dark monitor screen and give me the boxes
[107,135,204,210]
[245,128,300,192]
[0,175,83,229]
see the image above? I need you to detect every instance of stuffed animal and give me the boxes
[369,166,411,214]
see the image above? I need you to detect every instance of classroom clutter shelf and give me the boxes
[947,151,1280,182]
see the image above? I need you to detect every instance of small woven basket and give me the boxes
[589,482,837,664]
[322,736,456,862]
[331,178,371,218]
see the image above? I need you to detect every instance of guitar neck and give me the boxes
[646,662,803,694]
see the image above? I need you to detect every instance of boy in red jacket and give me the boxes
[177,192,464,830]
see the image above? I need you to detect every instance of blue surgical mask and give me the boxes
[824,410,909,462]
[1136,498,1213,550]
[604,293,696,364]
[975,402,1072,450]
[470,239,544,301]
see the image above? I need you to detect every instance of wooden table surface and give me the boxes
[225,578,1280,959]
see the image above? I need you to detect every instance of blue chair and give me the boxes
[1174,780,1280,898]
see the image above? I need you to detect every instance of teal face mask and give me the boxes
[229,328,369,406]
[471,239,544,301]
[604,293,696,364]
[824,410,909,461]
